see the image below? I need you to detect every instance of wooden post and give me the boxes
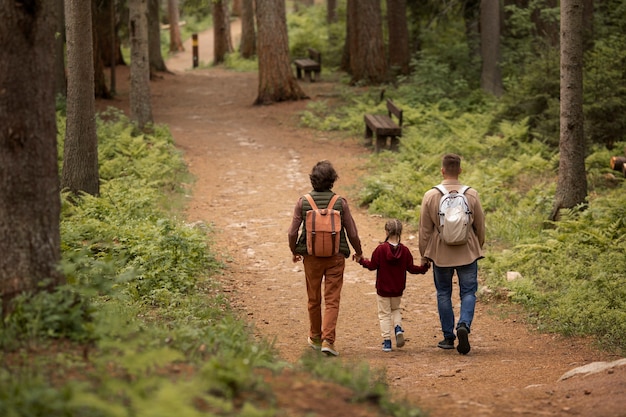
[192,33,199,68]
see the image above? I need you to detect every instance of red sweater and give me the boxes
[359,242,429,297]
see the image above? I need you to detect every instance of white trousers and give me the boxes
[377,295,403,339]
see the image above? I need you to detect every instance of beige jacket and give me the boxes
[418,179,485,267]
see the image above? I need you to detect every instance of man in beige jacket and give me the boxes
[419,154,485,354]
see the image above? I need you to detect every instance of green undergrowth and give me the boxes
[1,109,424,416]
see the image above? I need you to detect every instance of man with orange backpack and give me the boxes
[288,160,363,356]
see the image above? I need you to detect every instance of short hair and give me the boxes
[309,160,338,191]
[442,153,461,176]
[384,219,403,242]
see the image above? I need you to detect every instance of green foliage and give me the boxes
[584,35,626,148]
[224,52,259,72]
[1,285,94,348]
[483,188,626,351]
[298,352,425,416]
[287,2,346,70]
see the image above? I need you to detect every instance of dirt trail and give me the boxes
[101,23,626,417]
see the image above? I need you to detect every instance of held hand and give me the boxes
[292,254,302,263]
[352,253,362,263]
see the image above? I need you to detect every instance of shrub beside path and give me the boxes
[101,23,626,417]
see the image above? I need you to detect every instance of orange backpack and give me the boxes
[303,194,341,257]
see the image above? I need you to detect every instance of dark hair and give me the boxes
[442,153,461,176]
[309,160,338,191]
[384,219,403,242]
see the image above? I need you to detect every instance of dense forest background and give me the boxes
[1,0,625,415]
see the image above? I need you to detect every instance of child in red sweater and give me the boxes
[357,219,430,352]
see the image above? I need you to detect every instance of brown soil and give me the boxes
[97,23,626,417]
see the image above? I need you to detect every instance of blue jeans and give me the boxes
[433,260,478,340]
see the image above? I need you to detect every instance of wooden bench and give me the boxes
[364,99,403,153]
[294,48,321,82]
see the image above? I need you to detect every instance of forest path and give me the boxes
[100,19,626,417]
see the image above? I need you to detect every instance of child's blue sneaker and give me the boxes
[395,325,405,348]
[382,339,392,352]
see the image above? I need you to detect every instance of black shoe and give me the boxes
[437,338,455,349]
[456,323,470,355]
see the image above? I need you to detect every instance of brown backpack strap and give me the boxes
[327,194,340,255]
[303,193,318,210]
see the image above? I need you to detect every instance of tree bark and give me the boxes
[213,0,234,64]
[94,0,125,67]
[148,0,168,73]
[349,0,387,84]
[232,0,242,16]
[480,0,504,97]
[254,0,307,104]
[240,0,256,59]
[63,0,100,196]
[129,0,153,129]
[168,0,184,52]
[341,0,355,73]
[92,0,112,99]
[386,0,410,76]
[54,0,66,98]
[0,0,64,312]
[463,0,480,64]
[327,0,337,23]
[551,0,587,221]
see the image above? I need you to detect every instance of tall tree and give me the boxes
[254,0,307,104]
[54,0,66,98]
[94,0,125,67]
[387,0,410,76]
[232,0,242,16]
[480,0,504,97]
[551,0,587,221]
[168,0,184,52]
[463,0,481,63]
[92,0,112,98]
[240,0,256,59]
[327,0,337,23]
[349,0,387,84]
[213,0,234,64]
[63,0,100,196]
[148,0,168,72]
[0,0,64,311]
[129,0,153,129]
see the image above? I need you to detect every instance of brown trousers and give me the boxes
[303,254,345,344]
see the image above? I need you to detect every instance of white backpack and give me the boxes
[434,185,472,246]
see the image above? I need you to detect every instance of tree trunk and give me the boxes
[63,0,100,196]
[551,0,587,221]
[254,0,307,104]
[480,0,504,97]
[232,0,242,16]
[213,0,234,64]
[54,0,67,98]
[0,0,64,312]
[350,0,387,84]
[240,0,256,59]
[92,0,112,99]
[148,0,168,73]
[386,0,410,76]
[341,0,355,73]
[94,0,125,67]
[129,0,153,129]
[327,0,337,23]
[168,0,184,52]
[463,0,481,65]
